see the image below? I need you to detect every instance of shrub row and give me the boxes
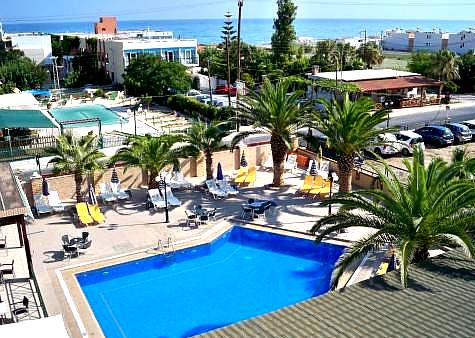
[167,95,232,121]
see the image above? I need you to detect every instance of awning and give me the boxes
[0,109,59,129]
[351,75,442,92]
[0,315,70,338]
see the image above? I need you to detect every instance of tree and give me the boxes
[45,133,105,203]
[311,41,363,72]
[312,148,475,289]
[357,42,384,69]
[233,78,309,186]
[310,94,392,192]
[271,0,297,67]
[408,50,434,76]
[110,134,184,188]
[457,52,475,93]
[124,54,191,98]
[431,50,461,82]
[0,50,48,90]
[180,121,229,180]
[65,50,110,88]
[450,147,475,179]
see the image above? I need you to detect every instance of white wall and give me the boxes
[413,31,444,52]
[8,34,52,65]
[447,31,475,54]
[382,31,410,51]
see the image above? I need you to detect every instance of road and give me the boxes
[379,104,475,130]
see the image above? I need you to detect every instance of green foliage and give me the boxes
[357,42,384,69]
[311,41,364,72]
[314,79,361,93]
[312,148,475,289]
[271,0,297,67]
[64,70,82,88]
[51,35,80,59]
[64,51,110,88]
[241,72,255,89]
[94,88,106,98]
[45,133,105,202]
[124,54,191,98]
[0,82,16,94]
[457,52,475,92]
[408,50,434,76]
[167,95,231,121]
[0,50,48,90]
[110,133,185,187]
[431,50,461,82]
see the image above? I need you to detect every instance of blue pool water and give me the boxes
[76,227,344,338]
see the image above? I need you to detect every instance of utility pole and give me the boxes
[222,12,236,110]
[207,58,213,105]
[236,0,244,131]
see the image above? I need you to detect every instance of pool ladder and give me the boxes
[156,237,175,259]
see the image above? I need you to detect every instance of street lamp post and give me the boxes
[157,176,169,223]
[328,171,339,215]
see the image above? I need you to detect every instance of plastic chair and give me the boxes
[75,203,94,226]
[88,204,106,223]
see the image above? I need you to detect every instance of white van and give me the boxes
[366,133,400,157]
[395,130,425,156]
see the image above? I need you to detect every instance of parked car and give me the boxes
[215,84,237,95]
[460,119,475,140]
[395,130,425,156]
[443,123,472,144]
[365,133,401,157]
[414,125,454,147]
[186,89,201,97]
[195,94,210,103]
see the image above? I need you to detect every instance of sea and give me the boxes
[3,18,475,45]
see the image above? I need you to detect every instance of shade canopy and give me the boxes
[309,160,318,176]
[88,184,97,205]
[216,162,224,181]
[111,168,119,183]
[240,152,248,168]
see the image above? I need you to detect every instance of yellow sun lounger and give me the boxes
[299,175,314,193]
[308,178,331,197]
[88,203,106,223]
[235,167,250,185]
[76,203,94,226]
[376,262,389,276]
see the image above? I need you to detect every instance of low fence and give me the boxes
[0,135,128,162]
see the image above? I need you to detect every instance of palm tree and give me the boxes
[312,148,475,289]
[233,78,310,186]
[180,121,229,180]
[110,134,184,188]
[357,42,384,69]
[311,94,393,192]
[431,50,461,82]
[45,133,105,202]
[450,147,475,179]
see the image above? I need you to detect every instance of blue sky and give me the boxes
[2,0,474,22]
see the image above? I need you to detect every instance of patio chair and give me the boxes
[185,210,198,228]
[0,260,15,278]
[110,182,129,201]
[164,187,182,206]
[61,234,70,246]
[207,208,217,222]
[76,203,94,226]
[254,205,267,219]
[33,194,52,215]
[12,296,30,322]
[99,183,118,203]
[240,205,253,219]
[284,154,297,172]
[148,189,166,209]
[199,213,209,225]
[205,180,227,199]
[63,244,78,260]
[88,204,106,223]
[78,238,92,250]
[46,190,65,213]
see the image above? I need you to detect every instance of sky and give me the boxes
[1,0,475,22]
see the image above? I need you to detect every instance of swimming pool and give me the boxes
[50,104,124,127]
[76,227,344,338]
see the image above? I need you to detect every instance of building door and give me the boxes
[167,51,174,61]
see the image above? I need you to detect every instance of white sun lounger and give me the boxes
[168,172,192,189]
[47,190,65,212]
[205,180,227,199]
[33,194,52,215]
[110,182,129,200]
[148,189,166,209]
[284,154,297,172]
[99,183,118,203]
[164,187,181,206]
[218,180,239,195]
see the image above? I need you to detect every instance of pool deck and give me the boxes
[28,169,378,338]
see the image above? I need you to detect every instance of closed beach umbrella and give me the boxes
[88,184,97,205]
[240,151,248,168]
[216,162,224,181]
[310,160,318,176]
[111,168,119,184]
[42,177,49,196]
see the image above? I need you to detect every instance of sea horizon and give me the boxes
[3,18,475,45]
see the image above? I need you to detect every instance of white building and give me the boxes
[383,27,475,54]
[2,33,52,65]
[105,37,199,84]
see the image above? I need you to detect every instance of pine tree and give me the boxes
[271,0,297,68]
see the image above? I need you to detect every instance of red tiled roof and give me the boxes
[351,75,442,92]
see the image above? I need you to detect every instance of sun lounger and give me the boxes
[165,187,181,206]
[299,175,314,193]
[376,262,389,276]
[234,167,248,185]
[76,203,94,226]
[218,179,239,195]
[284,154,297,172]
[88,204,106,223]
[33,194,52,215]
[47,190,65,212]
[99,183,118,203]
[168,172,192,189]
[148,189,166,208]
[205,180,227,199]
[243,167,256,185]
[110,182,129,200]
[308,178,331,198]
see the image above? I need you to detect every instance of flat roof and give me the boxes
[308,69,419,82]
[352,75,442,92]
[0,162,27,218]
[0,92,40,109]
[199,249,475,338]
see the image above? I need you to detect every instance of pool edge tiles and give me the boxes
[56,223,344,337]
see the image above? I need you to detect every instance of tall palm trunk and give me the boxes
[271,134,288,187]
[148,169,159,189]
[74,172,83,203]
[205,150,213,180]
[337,154,354,193]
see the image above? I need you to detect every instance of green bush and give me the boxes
[167,95,232,121]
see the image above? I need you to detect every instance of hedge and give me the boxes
[167,95,232,121]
